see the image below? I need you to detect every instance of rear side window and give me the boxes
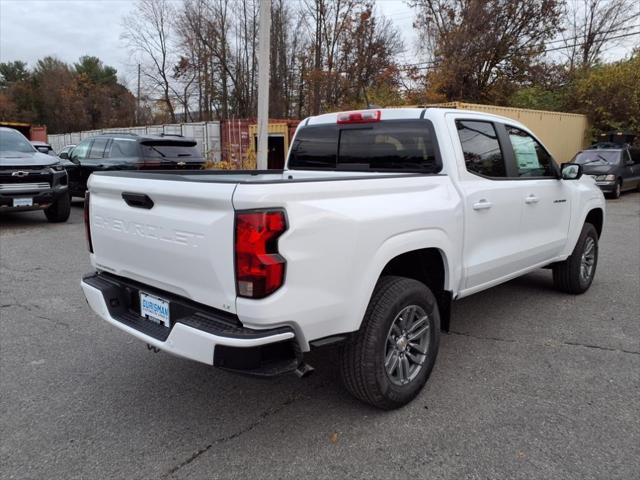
[456,120,506,177]
[88,138,109,159]
[289,126,336,168]
[289,120,440,173]
[141,141,202,159]
[109,138,139,158]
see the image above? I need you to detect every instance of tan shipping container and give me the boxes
[419,102,591,164]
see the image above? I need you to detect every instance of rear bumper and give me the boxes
[81,272,299,373]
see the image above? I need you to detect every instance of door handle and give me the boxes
[122,192,154,209]
[525,194,539,204]
[472,199,492,210]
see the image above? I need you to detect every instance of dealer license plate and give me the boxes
[140,292,170,328]
[13,198,33,207]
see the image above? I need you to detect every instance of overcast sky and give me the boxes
[0,0,637,89]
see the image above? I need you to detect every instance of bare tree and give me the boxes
[408,0,564,102]
[562,0,640,70]
[171,0,402,119]
[122,0,177,122]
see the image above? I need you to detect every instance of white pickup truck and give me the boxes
[81,108,605,409]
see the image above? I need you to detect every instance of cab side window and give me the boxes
[506,126,555,177]
[456,120,506,177]
[88,138,109,159]
[109,138,139,158]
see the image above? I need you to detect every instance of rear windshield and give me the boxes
[573,150,621,166]
[288,120,441,173]
[141,141,202,160]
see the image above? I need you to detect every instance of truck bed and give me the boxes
[86,168,455,329]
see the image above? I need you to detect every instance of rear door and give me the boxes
[81,137,111,188]
[88,174,238,313]
[622,149,640,189]
[451,117,529,290]
[502,125,571,263]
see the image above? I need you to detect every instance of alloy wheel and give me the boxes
[384,305,430,386]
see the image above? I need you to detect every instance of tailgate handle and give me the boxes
[122,192,154,209]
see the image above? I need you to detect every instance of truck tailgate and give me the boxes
[88,174,237,313]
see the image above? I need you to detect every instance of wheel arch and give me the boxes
[585,207,604,238]
[378,247,453,332]
[344,229,460,338]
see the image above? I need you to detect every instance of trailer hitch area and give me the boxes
[146,344,160,353]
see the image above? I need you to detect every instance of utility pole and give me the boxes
[256,0,271,170]
[136,63,141,125]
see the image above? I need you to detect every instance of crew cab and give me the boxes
[81,108,605,409]
[0,127,70,222]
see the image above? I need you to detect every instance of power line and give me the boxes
[397,30,640,70]
[545,30,640,53]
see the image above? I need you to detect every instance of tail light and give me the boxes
[235,210,287,298]
[84,191,93,253]
[337,110,381,124]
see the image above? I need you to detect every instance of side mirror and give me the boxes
[59,152,69,159]
[560,162,582,180]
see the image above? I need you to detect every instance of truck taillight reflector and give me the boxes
[235,210,287,298]
[337,110,381,124]
[84,191,93,253]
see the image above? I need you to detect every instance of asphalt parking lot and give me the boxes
[1,193,638,480]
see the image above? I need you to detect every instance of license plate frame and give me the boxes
[13,198,33,207]
[140,292,170,328]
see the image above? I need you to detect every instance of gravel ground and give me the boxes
[1,193,638,480]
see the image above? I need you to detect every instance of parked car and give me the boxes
[572,145,640,198]
[30,141,57,156]
[80,108,605,409]
[0,127,70,222]
[57,144,76,159]
[62,133,204,197]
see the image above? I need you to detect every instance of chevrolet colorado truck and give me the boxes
[81,108,605,409]
[0,127,70,222]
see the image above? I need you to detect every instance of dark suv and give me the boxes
[571,144,640,199]
[60,133,205,197]
[0,127,70,222]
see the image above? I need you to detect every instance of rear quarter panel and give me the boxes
[233,175,462,347]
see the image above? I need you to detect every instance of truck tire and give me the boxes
[340,276,440,410]
[552,223,598,294]
[44,192,71,223]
